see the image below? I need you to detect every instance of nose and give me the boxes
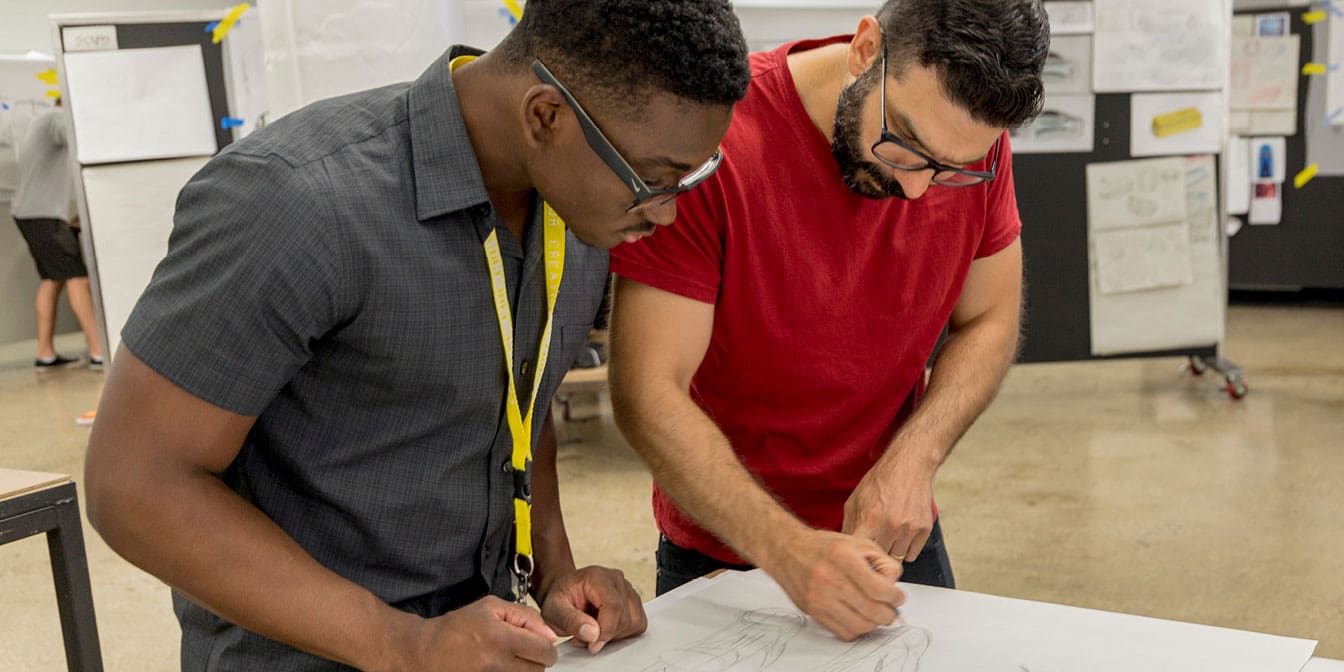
[642,199,678,227]
[895,170,935,200]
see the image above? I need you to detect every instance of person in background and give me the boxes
[609,0,1048,642]
[84,1,750,670]
[11,97,104,370]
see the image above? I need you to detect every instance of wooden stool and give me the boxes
[0,469,104,671]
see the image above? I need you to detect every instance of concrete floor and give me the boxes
[1,302,1341,670]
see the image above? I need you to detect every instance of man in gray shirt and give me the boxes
[84,1,749,670]
[11,99,104,370]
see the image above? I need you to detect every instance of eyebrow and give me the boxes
[890,111,990,168]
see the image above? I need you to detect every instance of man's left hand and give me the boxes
[842,452,937,564]
[540,565,647,654]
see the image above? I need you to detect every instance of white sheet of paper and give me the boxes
[1043,34,1092,93]
[80,157,209,359]
[1306,16,1344,174]
[1009,93,1094,154]
[1231,35,1300,111]
[1328,9,1344,126]
[1130,92,1225,157]
[1232,15,1254,36]
[63,45,217,164]
[1247,108,1298,135]
[1095,223,1195,294]
[1086,157,1188,230]
[1088,157,1226,355]
[223,17,270,141]
[1304,659,1344,672]
[1248,136,1287,182]
[1093,0,1229,92]
[557,569,1317,671]
[1045,1,1094,34]
[1228,136,1251,215]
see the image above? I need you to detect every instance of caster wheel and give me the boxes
[1188,356,1208,375]
[1226,380,1248,400]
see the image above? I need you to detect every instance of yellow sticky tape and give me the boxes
[1151,107,1203,138]
[1303,62,1329,75]
[45,89,61,98]
[35,69,58,85]
[1294,163,1320,189]
[1303,10,1328,24]
[211,3,251,44]
[501,0,523,20]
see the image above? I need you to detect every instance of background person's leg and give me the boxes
[66,277,103,361]
[35,279,65,361]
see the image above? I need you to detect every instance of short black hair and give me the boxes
[877,0,1049,128]
[495,0,750,114]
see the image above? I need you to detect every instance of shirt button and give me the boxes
[472,204,491,218]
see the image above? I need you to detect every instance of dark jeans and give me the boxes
[655,519,955,596]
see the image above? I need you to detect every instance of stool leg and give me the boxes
[46,490,104,672]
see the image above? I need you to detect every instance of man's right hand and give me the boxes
[391,596,560,671]
[760,529,906,641]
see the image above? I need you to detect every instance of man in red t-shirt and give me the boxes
[609,0,1048,642]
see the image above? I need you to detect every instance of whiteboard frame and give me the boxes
[50,9,246,363]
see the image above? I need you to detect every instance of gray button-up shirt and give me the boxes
[122,46,608,671]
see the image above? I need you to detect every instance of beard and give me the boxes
[830,66,908,201]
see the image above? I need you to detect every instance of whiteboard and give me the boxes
[1093,0,1230,92]
[81,157,209,359]
[64,45,217,164]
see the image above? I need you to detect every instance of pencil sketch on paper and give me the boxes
[1086,157,1187,231]
[817,625,932,672]
[1092,0,1226,92]
[638,608,934,672]
[639,609,805,671]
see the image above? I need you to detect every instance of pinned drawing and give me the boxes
[1092,0,1227,92]
[1010,94,1094,154]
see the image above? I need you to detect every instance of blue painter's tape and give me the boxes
[220,116,245,129]
[206,21,220,33]
[1,102,8,111]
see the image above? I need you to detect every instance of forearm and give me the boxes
[529,411,577,603]
[885,315,1020,467]
[88,461,408,671]
[611,380,808,568]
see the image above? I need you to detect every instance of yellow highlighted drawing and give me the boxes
[1303,10,1328,24]
[1294,163,1319,189]
[46,89,61,98]
[212,3,251,44]
[35,69,58,85]
[1151,107,1203,138]
[501,0,524,21]
[1302,62,1329,76]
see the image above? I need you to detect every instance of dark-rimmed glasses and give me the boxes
[531,60,723,212]
[869,50,998,187]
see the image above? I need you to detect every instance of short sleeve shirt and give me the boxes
[609,37,1022,563]
[122,46,609,670]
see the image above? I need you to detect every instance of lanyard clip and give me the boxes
[512,553,534,603]
[509,459,533,503]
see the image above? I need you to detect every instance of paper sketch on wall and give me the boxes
[1230,34,1300,135]
[1042,35,1092,94]
[1093,0,1228,92]
[1010,94,1094,154]
[1086,157,1194,295]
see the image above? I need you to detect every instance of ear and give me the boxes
[520,84,567,150]
[847,16,884,78]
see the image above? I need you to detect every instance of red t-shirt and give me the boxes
[610,37,1022,564]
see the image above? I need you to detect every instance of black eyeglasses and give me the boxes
[869,50,998,187]
[531,60,723,212]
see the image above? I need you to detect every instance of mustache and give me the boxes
[620,222,657,235]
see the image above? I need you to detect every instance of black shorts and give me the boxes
[14,217,88,281]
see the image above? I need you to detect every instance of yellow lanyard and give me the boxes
[483,205,565,581]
